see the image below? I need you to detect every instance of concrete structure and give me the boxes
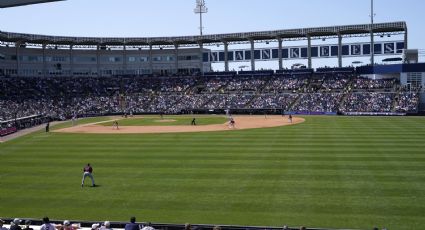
[0,0,64,8]
[0,21,407,76]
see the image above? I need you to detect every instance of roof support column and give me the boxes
[96,45,100,76]
[250,39,255,71]
[42,43,46,77]
[198,41,204,75]
[370,29,375,66]
[15,42,20,76]
[69,45,73,76]
[338,33,343,68]
[138,47,143,76]
[404,28,408,50]
[174,43,179,74]
[223,41,229,72]
[278,38,283,70]
[123,45,127,75]
[149,44,153,74]
[307,35,312,69]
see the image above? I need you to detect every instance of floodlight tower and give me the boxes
[194,0,208,36]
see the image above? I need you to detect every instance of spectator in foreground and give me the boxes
[91,224,100,230]
[184,223,191,230]
[141,222,154,230]
[0,219,9,230]
[22,220,33,230]
[100,221,112,230]
[59,220,79,230]
[40,217,55,230]
[124,217,140,230]
[9,219,22,230]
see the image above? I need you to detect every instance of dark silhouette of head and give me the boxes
[42,217,50,224]
[130,217,136,223]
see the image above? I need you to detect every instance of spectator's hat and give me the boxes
[92,223,100,229]
[13,218,22,225]
[104,221,110,227]
[63,220,71,226]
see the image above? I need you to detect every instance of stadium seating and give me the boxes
[0,71,420,133]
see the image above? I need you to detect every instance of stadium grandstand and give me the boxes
[1,20,423,134]
[1,1,425,230]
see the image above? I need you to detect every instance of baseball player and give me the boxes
[45,122,50,132]
[82,163,96,187]
[229,117,235,129]
[112,120,119,130]
[72,113,77,126]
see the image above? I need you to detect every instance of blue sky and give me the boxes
[0,0,423,70]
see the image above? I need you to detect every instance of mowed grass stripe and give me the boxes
[1,116,425,230]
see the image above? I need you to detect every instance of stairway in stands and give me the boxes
[337,77,356,111]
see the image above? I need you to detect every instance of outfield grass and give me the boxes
[51,116,112,131]
[1,116,425,230]
[98,115,228,126]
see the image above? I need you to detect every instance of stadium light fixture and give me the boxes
[194,0,208,36]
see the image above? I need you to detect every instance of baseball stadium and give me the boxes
[1,1,425,230]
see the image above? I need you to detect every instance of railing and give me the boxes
[0,217,364,230]
[0,22,406,45]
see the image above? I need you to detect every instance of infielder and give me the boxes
[112,120,119,130]
[82,163,96,187]
[229,117,235,129]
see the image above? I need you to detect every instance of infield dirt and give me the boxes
[54,115,304,134]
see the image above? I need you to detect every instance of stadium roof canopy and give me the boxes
[0,0,64,8]
[0,21,407,46]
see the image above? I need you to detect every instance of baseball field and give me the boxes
[0,115,425,230]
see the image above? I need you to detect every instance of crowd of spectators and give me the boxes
[1,217,344,230]
[262,75,309,93]
[319,74,351,91]
[0,74,421,123]
[292,93,343,113]
[249,94,298,110]
[341,93,395,112]
[394,92,420,113]
[352,77,396,90]
[223,77,266,92]
[203,94,255,109]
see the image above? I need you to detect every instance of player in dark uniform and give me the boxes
[81,163,96,187]
[191,118,196,126]
[229,117,235,128]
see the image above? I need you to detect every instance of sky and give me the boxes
[0,0,423,70]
